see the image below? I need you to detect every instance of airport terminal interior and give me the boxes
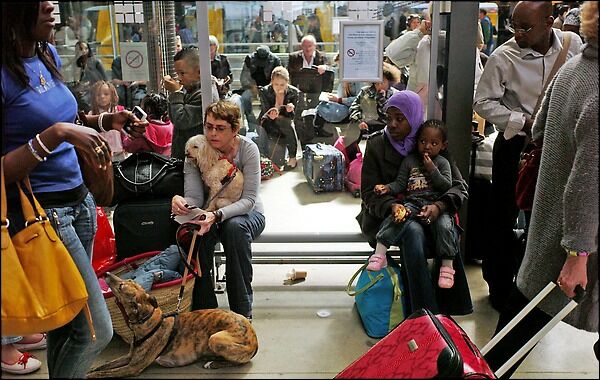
[2,0,598,379]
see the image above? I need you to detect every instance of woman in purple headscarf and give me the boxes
[356,90,472,315]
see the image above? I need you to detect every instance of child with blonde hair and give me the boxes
[88,80,128,161]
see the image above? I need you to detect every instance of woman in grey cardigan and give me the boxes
[485,2,598,376]
[171,101,265,320]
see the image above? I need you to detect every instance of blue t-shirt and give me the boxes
[2,44,83,194]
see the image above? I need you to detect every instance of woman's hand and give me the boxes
[358,121,369,131]
[171,195,191,215]
[419,20,432,35]
[418,204,441,224]
[327,93,340,103]
[55,122,112,169]
[557,256,588,298]
[374,184,389,195]
[188,211,217,236]
[267,107,279,120]
[285,103,295,113]
[110,110,148,138]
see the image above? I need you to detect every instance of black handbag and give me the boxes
[112,151,184,205]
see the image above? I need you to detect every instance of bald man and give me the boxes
[473,1,582,313]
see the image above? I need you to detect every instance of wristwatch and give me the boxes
[212,210,223,223]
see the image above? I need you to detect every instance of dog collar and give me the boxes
[133,313,178,348]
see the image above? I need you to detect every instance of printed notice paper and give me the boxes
[340,21,383,82]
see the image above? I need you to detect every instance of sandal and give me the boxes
[438,266,455,289]
[366,253,388,271]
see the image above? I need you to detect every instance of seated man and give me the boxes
[287,34,332,142]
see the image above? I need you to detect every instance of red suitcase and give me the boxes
[336,282,585,379]
[335,308,495,378]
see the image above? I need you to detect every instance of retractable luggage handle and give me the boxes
[480,282,586,378]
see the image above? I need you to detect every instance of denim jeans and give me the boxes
[192,210,266,318]
[241,89,259,132]
[1,336,22,345]
[384,218,441,314]
[44,193,113,378]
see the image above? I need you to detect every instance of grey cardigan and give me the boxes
[183,136,264,220]
[517,43,598,332]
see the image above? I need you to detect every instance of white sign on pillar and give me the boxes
[120,42,149,82]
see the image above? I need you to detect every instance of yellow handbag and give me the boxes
[1,158,95,338]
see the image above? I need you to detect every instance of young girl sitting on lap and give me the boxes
[370,119,457,288]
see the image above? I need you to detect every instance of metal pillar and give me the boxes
[443,2,478,255]
[196,1,213,117]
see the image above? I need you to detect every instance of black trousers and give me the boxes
[484,286,552,379]
[483,133,527,309]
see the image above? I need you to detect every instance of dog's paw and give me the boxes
[203,361,215,369]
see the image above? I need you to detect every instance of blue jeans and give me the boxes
[1,336,23,345]
[241,89,259,132]
[384,219,442,314]
[44,193,113,378]
[192,210,266,318]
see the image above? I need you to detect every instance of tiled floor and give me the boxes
[5,157,598,379]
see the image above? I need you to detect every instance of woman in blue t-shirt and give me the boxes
[1,2,147,378]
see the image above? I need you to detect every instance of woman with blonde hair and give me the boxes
[257,66,304,170]
[484,1,599,376]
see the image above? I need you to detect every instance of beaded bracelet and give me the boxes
[567,250,590,257]
[27,139,46,162]
[35,134,53,155]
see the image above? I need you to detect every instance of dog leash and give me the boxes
[175,230,201,313]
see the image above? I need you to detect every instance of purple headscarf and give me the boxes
[383,90,424,156]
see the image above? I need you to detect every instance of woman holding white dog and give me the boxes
[171,100,265,321]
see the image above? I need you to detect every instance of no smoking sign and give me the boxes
[125,50,144,69]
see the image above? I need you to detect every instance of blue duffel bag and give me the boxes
[346,256,407,338]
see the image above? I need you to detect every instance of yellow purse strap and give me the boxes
[16,177,48,225]
[1,158,8,226]
[1,158,11,250]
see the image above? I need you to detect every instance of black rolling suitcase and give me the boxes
[113,197,178,260]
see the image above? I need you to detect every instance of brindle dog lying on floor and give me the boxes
[87,272,258,378]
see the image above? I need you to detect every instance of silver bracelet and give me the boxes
[35,134,52,155]
[27,139,46,162]
[98,112,108,132]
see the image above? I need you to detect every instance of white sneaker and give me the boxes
[13,334,46,351]
[1,353,42,375]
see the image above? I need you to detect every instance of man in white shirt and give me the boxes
[473,1,582,312]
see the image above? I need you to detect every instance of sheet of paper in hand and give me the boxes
[173,207,205,224]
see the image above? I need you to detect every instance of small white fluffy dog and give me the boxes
[185,135,244,212]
